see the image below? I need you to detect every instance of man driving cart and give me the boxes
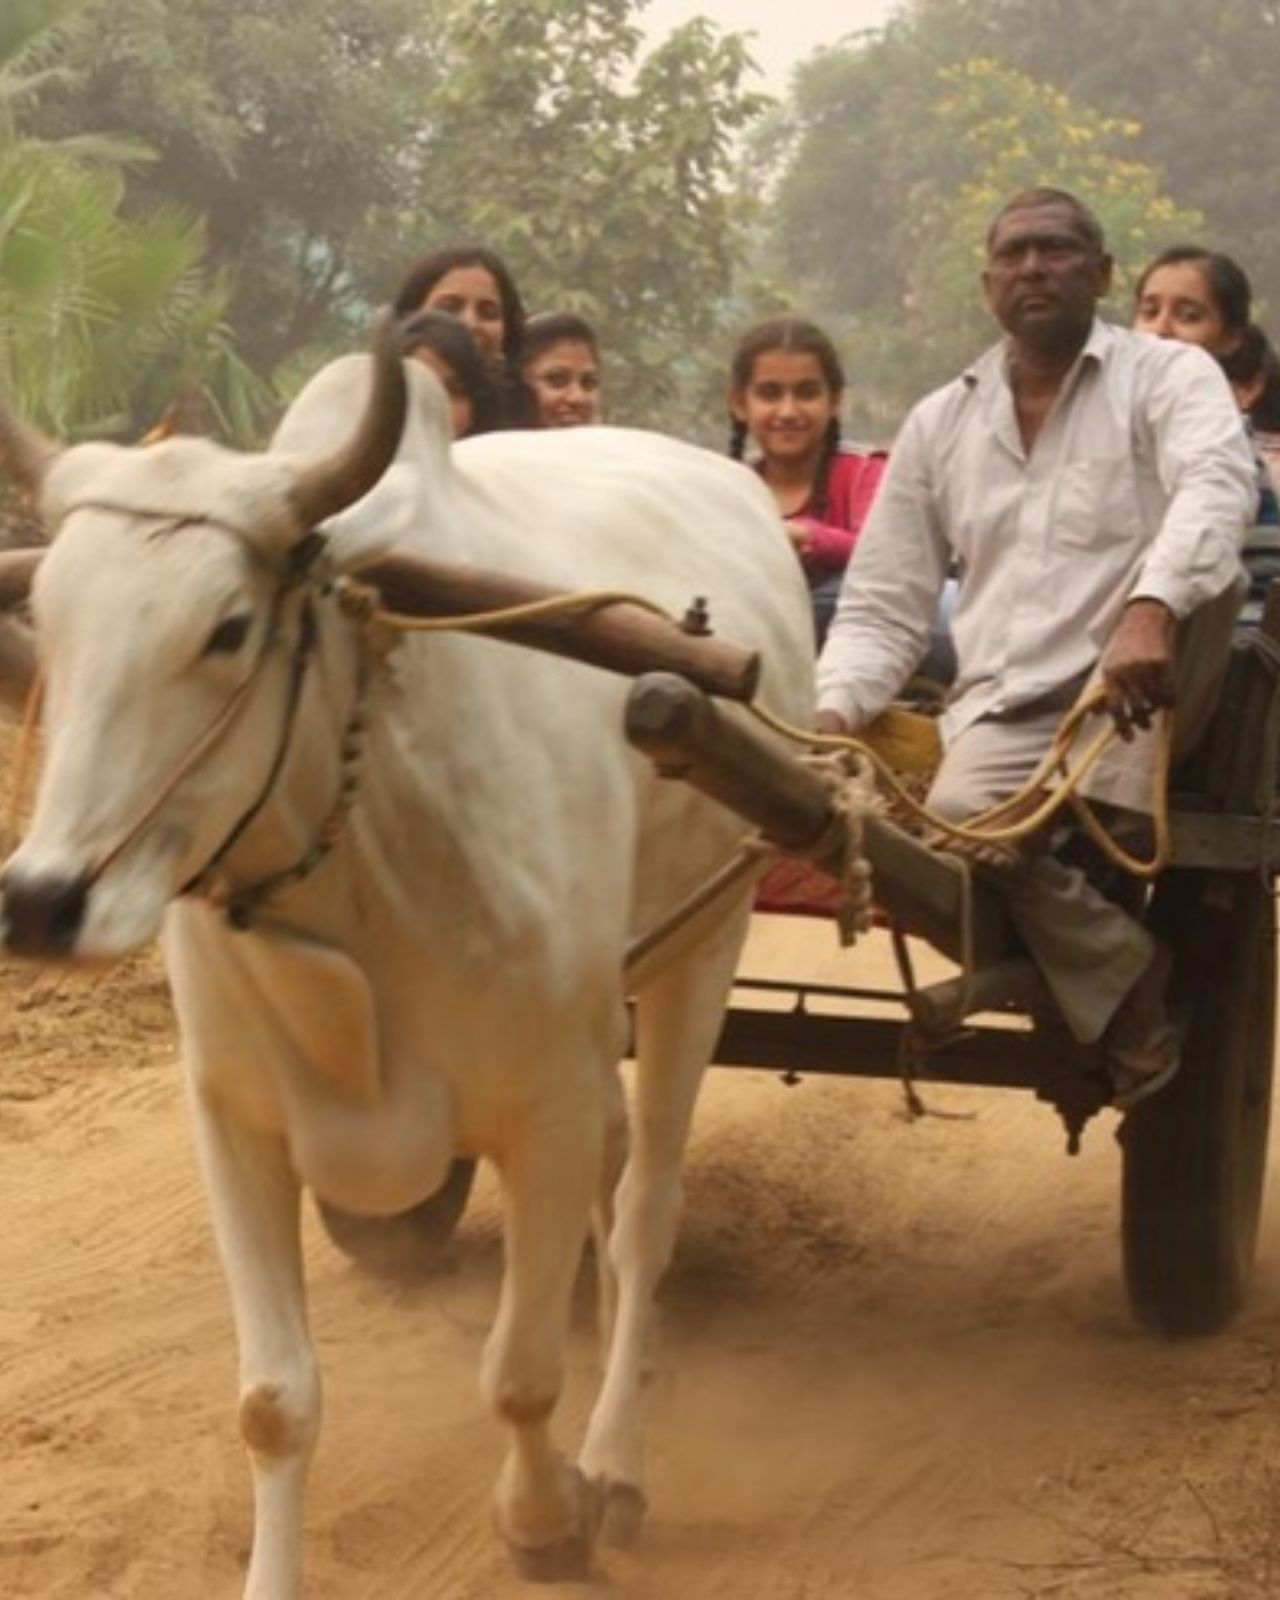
[814,186,1256,1110]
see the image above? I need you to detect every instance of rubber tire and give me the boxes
[314,1157,477,1281]
[1121,871,1275,1337]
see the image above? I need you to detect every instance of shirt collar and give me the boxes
[963,315,1114,391]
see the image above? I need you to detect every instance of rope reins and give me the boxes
[754,686,1173,878]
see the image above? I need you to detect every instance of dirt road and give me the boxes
[2,877,1279,1597]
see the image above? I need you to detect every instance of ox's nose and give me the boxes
[0,867,90,956]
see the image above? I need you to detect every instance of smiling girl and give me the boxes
[728,317,885,645]
[521,311,603,427]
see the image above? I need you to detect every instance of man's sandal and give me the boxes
[1109,1022,1181,1112]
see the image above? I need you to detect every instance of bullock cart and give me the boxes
[631,604,1280,1344]
[334,577,1280,1345]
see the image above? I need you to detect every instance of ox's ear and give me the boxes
[305,460,426,574]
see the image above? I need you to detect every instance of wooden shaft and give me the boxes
[353,553,760,703]
[625,672,835,851]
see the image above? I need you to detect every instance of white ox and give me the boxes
[0,328,814,1594]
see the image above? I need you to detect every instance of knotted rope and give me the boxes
[792,746,882,945]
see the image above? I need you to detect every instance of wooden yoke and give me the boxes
[625,671,835,851]
[625,671,1017,970]
[351,553,760,702]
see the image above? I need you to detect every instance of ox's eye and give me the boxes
[203,613,253,657]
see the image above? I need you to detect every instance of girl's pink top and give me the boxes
[790,448,888,573]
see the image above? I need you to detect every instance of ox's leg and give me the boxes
[189,1095,316,1600]
[483,1090,605,1579]
[580,900,751,1544]
[591,1063,630,1356]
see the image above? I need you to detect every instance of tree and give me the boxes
[764,20,1202,432]
[29,0,439,371]
[768,0,1280,385]
[34,0,769,423]
[0,0,269,446]
[386,2,768,422]
[910,0,1280,316]
[901,60,1200,387]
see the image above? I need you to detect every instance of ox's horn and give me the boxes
[0,403,61,495]
[0,547,44,610]
[289,309,408,532]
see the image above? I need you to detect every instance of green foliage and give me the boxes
[0,139,205,433]
[911,0,1280,314]
[904,60,1199,387]
[31,0,439,370]
[30,0,768,427]
[384,2,769,423]
[765,14,1205,433]
[0,0,271,445]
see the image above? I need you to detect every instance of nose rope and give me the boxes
[178,598,320,910]
[81,580,298,890]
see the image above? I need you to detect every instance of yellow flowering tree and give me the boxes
[851,60,1203,425]
[906,59,1200,380]
[768,49,1201,436]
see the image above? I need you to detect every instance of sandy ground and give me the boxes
[2,737,1280,1598]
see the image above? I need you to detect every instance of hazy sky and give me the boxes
[638,0,901,93]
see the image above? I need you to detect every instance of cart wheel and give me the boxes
[1121,871,1275,1336]
[315,1157,477,1281]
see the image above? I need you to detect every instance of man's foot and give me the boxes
[1110,1029,1180,1110]
[1104,941,1180,1111]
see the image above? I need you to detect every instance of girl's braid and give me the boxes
[808,417,842,522]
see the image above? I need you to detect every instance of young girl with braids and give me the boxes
[728,317,886,646]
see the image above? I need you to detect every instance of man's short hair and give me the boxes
[986,187,1107,256]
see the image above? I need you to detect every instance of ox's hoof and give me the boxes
[599,1480,648,1549]
[509,1530,593,1584]
[504,1466,602,1583]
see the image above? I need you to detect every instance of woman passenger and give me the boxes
[520,312,603,427]
[397,310,501,439]
[392,245,532,425]
[1134,245,1280,624]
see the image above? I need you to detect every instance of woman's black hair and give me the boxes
[1225,322,1280,433]
[521,310,600,368]
[727,316,846,520]
[397,309,502,437]
[391,244,527,371]
[1135,245,1253,337]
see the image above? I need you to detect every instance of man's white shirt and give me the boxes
[816,319,1256,741]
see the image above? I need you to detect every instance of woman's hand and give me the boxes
[784,516,812,556]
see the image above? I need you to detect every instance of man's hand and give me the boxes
[1100,598,1176,740]
[814,708,850,739]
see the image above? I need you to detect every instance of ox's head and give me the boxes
[0,320,408,960]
